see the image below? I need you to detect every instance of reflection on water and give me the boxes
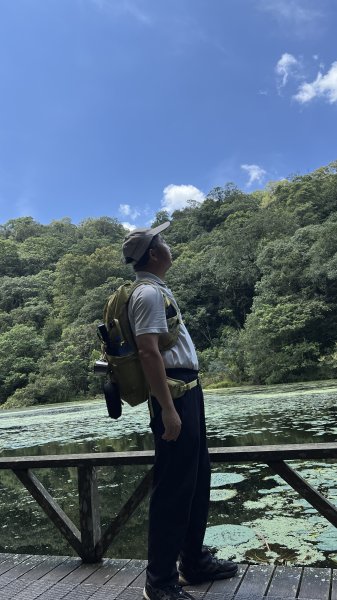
[1,380,337,566]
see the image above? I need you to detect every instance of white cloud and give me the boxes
[119,203,140,220]
[275,53,300,88]
[241,164,267,187]
[122,221,137,231]
[161,184,205,213]
[258,0,322,26]
[294,61,337,104]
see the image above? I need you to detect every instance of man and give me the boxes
[122,222,238,600]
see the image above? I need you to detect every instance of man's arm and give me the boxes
[136,333,181,441]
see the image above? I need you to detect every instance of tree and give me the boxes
[0,239,21,276]
[0,271,54,312]
[195,184,259,232]
[151,210,170,227]
[0,325,44,402]
[18,236,66,274]
[78,217,125,243]
[0,217,44,241]
[53,248,131,324]
[241,298,331,383]
[272,161,337,226]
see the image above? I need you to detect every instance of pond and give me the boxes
[1,380,337,567]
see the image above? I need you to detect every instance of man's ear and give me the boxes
[148,247,158,262]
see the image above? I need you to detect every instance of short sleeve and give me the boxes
[129,284,168,336]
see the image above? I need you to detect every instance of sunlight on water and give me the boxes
[1,380,337,565]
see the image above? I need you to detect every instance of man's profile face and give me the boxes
[153,235,172,269]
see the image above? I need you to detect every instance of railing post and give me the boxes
[78,465,102,562]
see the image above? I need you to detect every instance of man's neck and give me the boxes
[136,266,167,280]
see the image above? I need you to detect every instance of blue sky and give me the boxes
[0,0,336,229]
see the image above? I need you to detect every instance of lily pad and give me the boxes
[317,527,337,551]
[204,524,255,547]
[210,489,237,502]
[211,472,245,487]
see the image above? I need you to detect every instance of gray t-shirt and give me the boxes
[128,272,199,370]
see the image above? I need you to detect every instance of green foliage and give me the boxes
[0,239,22,276]
[241,298,330,384]
[1,162,337,406]
[53,247,130,324]
[18,236,67,274]
[0,217,44,242]
[0,325,45,402]
[151,210,171,227]
[272,161,337,226]
[195,184,259,231]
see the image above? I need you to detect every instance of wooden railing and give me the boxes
[1,443,337,563]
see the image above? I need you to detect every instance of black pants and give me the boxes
[146,368,211,588]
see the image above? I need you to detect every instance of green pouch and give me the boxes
[107,353,150,406]
[166,377,198,399]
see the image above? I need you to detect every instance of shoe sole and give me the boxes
[143,586,151,600]
[143,584,196,600]
[178,567,238,585]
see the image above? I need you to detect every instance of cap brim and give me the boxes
[150,221,171,236]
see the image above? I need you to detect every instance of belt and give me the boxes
[148,377,199,418]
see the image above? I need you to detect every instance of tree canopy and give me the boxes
[1,161,337,407]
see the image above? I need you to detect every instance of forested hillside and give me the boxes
[1,161,337,408]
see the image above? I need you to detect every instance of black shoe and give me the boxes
[143,582,196,600]
[178,553,238,585]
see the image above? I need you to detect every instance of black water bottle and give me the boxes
[103,380,122,419]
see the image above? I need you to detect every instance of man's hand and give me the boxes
[161,406,182,441]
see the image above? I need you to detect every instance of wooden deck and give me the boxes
[0,554,337,600]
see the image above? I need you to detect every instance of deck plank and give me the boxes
[181,572,213,596]
[37,556,82,581]
[88,584,129,600]
[0,555,49,599]
[205,564,248,599]
[0,557,81,600]
[179,564,217,596]
[83,558,129,586]
[183,581,212,596]
[234,564,275,598]
[35,559,103,600]
[108,559,147,587]
[60,560,102,584]
[0,554,44,587]
[128,562,148,589]
[88,559,146,600]
[331,569,337,600]
[0,553,16,564]
[267,565,302,597]
[117,588,147,600]
[0,553,31,577]
[0,555,336,600]
[62,559,132,600]
[20,554,65,581]
[298,567,331,599]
